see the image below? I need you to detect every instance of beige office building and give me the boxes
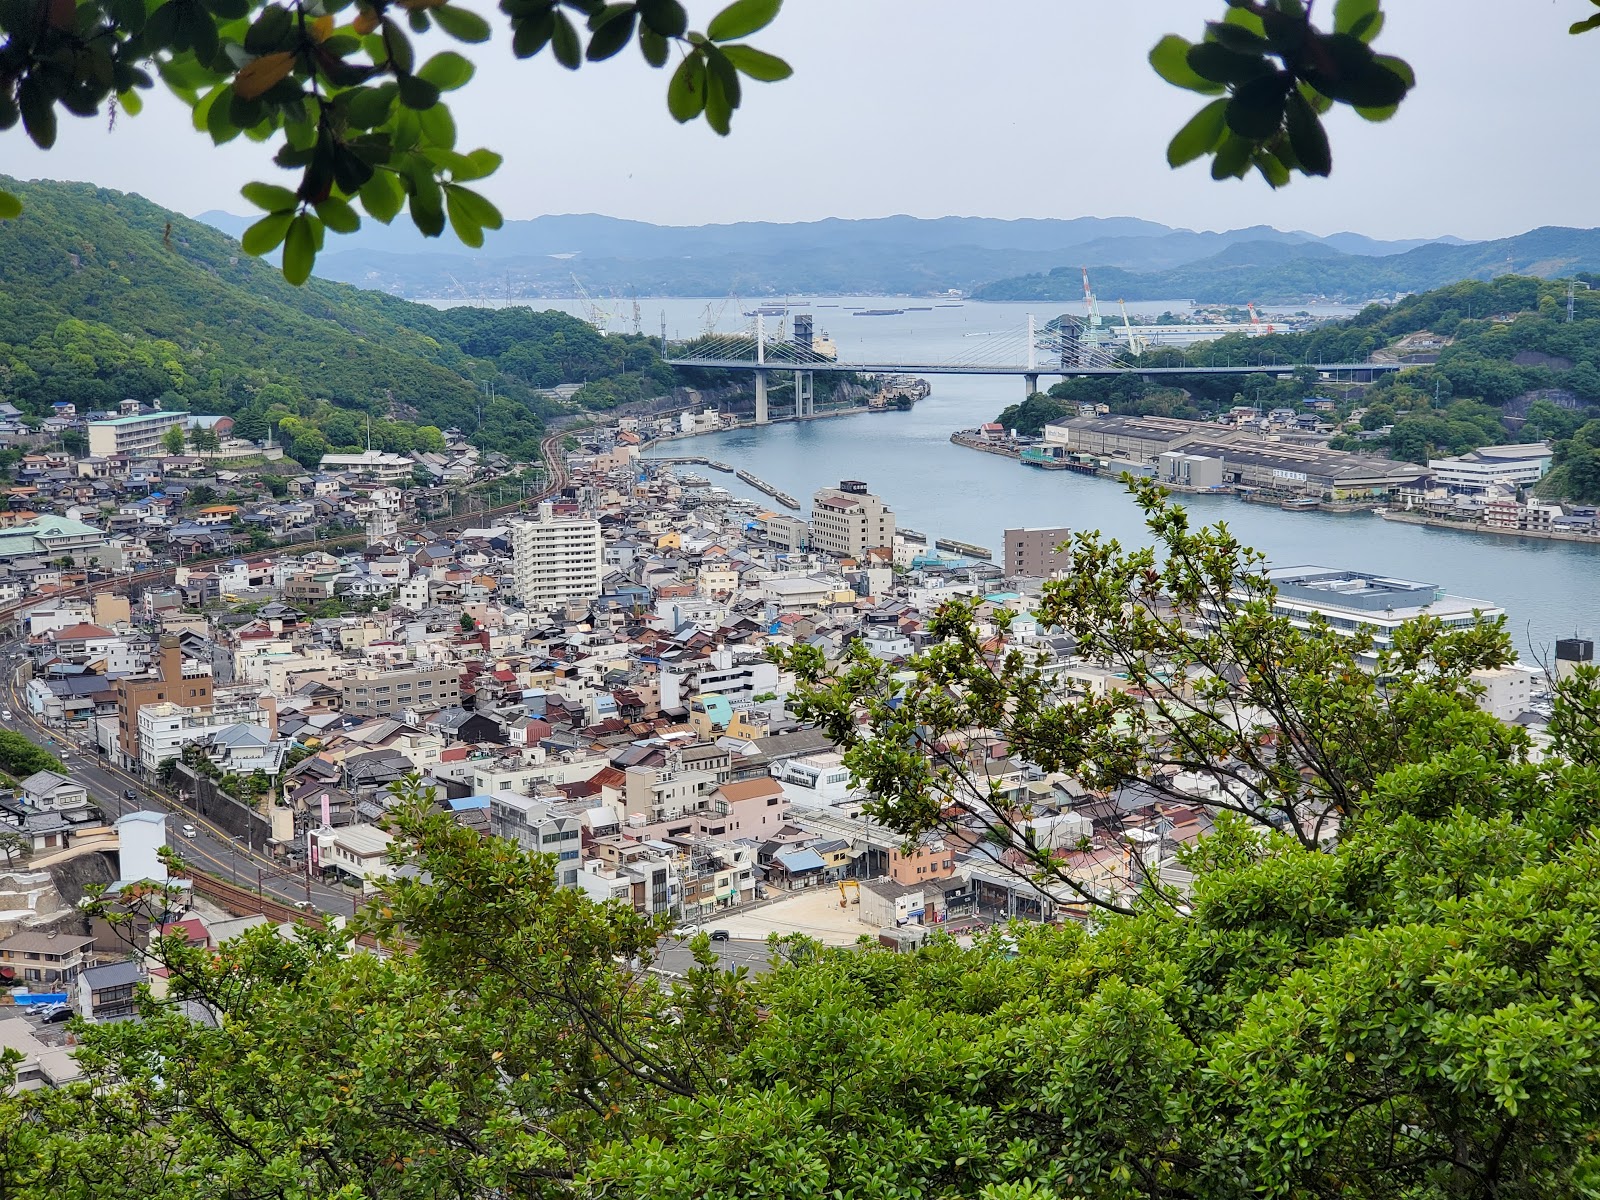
[810,481,895,560]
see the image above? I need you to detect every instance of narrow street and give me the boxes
[2,642,353,914]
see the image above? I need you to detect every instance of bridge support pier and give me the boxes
[1024,373,1040,398]
[795,370,814,418]
[754,369,769,425]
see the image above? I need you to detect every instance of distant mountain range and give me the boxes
[975,227,1600,305]
[193,210,1487,303]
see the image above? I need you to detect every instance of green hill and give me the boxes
[975,227,1600,304]
[0,177,671,463]
[997,275,1600,502]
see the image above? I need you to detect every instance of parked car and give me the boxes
[44,1007,73,1023]
[181,824,197,839]
[709,929,731,943]
[0,709,11,720]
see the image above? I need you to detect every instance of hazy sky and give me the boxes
[8,0,1597,240]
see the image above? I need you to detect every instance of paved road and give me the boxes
[1,645,353,914]
[651,936,776,978]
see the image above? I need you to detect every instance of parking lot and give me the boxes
[690,888,881,947]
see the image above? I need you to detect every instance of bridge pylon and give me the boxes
[754,369,769,425]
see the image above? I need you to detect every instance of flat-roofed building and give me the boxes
[338,663,460,717]
[1256,565,1503,665]
[1004,526,1073,578]
[1429,443,1554,492]
[87,410,185,458]
[510,503,603,611]
[810,480,895,559]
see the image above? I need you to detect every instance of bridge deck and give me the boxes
[666,359,1401,377]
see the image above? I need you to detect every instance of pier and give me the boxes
[735,469,800,510]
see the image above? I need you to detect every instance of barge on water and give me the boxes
[935,537,992,559]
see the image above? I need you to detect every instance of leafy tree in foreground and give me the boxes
[2,0,1596,279]
[777,480,1512,912]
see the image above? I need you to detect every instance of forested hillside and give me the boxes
[0,178,671,464]
[997,275,1600,501]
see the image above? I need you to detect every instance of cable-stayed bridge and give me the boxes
[666,314,1400,424]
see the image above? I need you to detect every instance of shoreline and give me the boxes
[1379,509,1600,547]
[946,433,1600,547]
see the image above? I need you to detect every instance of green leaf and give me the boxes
[666,51,706,122]
[282,212,316,283]
[512,12,555,57]
[453,147,503,181]
[1148,34,1224,94]
[704,45,741,108]
[1254,151,1291,189]
[703,61,731,134]
[1225,71,1292,140]
[639,0,686,37]
[1166,98,1227,167]
[550,9,581,67]
[241,211,294,254]
[432,5,491,42]
[1221,6,1267,36]
[117,88,144,117]
[1210,133,1252,180]
[243,4,292,54]
[0,191,21,220]
[397,75,441,110]
[1186,42,1271,86]
[706,0,779,42]
[586,8,636,61]
[1207,22,1269,55]
[18,79,58,150]
[359,170,405,223]
[207,85,241,143]
[1573,12,1600,33]
[241,181,299,212]
[1285,89,1331,176]
[1332,0,1379,35]
[718,43,791,81]
[315,196,361,233]
[344,84,396,129]
[417,51,475,90]
[639,28,669,67]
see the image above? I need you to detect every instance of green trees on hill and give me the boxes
[997,276,1600,487]
[0,178,673,463]
[0,731,64,779]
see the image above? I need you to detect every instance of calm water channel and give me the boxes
[622,297,1600,659]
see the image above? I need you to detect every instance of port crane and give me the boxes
[570,274,613,331]
[1247,303,1276,335]
[1119,299,1149,356]
[699,296,732,336]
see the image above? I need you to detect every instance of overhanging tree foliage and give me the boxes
[3,0,1597,279]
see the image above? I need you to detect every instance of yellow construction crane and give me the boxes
[837,879,860,908]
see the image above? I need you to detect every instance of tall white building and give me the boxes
[511,504,603,611]
[810,480,896,560]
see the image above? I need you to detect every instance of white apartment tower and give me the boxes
[809,480,896,560]
[511,503,604,610]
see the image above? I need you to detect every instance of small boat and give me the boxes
[853,308,905,316]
